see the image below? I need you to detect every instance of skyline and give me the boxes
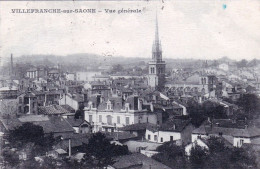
[0,1,260,61]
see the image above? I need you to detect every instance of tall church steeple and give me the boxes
[148,12,166,91]
[152,13,162,62]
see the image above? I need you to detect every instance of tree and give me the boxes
[229,147,257,169]
[111,64,124,73]
[82,132,129,168]
[8,123,56,154]
[152,142,187,169]
[189,144,208,169]
[187,101,205,127]
[237,93,260,119]
[237,59,248,68]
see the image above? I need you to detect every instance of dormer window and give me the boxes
[125,103,130,112]
[107,101,112,110]
[88,102,93,109]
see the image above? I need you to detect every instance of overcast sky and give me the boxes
[0,0,260,61]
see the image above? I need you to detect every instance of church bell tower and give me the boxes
[148,13,166,91]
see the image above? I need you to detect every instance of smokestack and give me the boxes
[10,54,13,76]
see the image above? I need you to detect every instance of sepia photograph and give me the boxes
[0,0,260,168]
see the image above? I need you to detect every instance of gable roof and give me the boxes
[192,119,260,138]
[65,118,90,127]
[38,105,71,115]
[1,115,74,134]
[112,153,171,169]
[120,123,157,131]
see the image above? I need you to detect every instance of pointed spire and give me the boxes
[152,11,162,62]
[155,11,159,43]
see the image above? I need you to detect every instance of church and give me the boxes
[147,14,166,91]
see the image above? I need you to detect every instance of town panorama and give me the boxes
[0,14,260,169]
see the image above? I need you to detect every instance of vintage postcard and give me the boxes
[0,0,259,169]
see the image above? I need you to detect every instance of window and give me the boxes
[117,116,120,124]
[154,135,158,141]
[19,97,22,104]
[161,137,163,142]
[240,139,244,146]
[170,136,173,141]
[126,117,130,125]
[148,134,151,140]
[99,115,102,123]
[107,115,112,125]
[89,115,92,123]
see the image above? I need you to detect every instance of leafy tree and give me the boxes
[189,144,208,169]
[8,123,56,153]
[237,59,248,68]
[111,64,124,73]
[187,101,205,127]
[8,122,45,147]
[82,132,129,168]
[229,147,257,169]
[152,142,187,169]
[237,93,260,119]
[207,137,226,154]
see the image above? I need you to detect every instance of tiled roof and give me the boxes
[55,133,90,150]
[192,119,260,138]
[147,118,191,132]
[104,132,138,141]
[65,118,90,127]
[1,115,74,134]
[38,105,71,115]
[112,153,171,169]
[120,123,157,131]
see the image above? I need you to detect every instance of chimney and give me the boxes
[68,139,71,157]
[173,124,176,130]
[150,103,154,112]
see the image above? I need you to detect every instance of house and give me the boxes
[84,81,110,97]
[60,93,85,110]
[218,63,229,71]
[192,119,260,147]
[33,90,62,106]
[84,95,160,133]
[145,118,194,145]
[17,92,38,115]
[108,153,171,169]
[75,71,102,82]
[0,115,75,138]
[48,69,60,79]
[185,137,233,156]
[172,101,188,116]
[185,138,209,156]
[0,85,18,99]
[120,123,157,139]
[65,118,92,134]
[65,72,76,81]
